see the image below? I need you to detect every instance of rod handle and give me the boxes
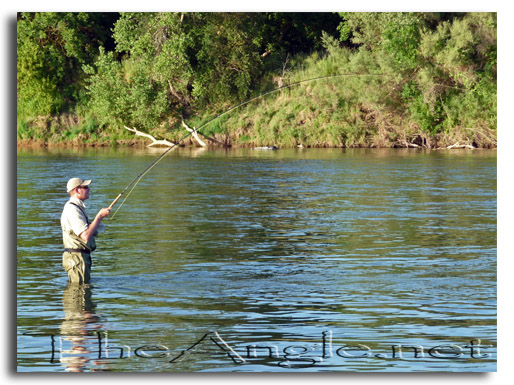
[108,194,122,209]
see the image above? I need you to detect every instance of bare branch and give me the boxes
[124,126,176,147]
[181,120,207,147]
[446,141,475,149]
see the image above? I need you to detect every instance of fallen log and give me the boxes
[403,141,421,148]
[446,141,475,149]
[124,126,176,147]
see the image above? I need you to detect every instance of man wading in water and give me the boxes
[61,178,111,284]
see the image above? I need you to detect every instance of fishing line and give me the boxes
[110,175,143,219]
[108,72,386,219]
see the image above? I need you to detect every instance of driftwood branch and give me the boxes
[181,120,207,147]
[402,140,421,148]
[446,141,475,149]
[124,126,176,147]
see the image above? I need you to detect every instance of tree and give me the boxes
[17,12,118,119]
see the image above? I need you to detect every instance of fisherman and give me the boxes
[61,178,111,284]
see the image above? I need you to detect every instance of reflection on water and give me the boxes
[60,284,99,372]
[17,147,496,372]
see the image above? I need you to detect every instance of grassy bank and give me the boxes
[200,73,497,149]
[16,96,497,150]
[17,68,497,150]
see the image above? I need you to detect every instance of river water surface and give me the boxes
[17,147,497,372]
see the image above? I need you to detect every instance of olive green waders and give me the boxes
[62,250,92,284]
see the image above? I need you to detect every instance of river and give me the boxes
[16,147,497,372]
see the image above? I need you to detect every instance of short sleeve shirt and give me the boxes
[61,197,89,236]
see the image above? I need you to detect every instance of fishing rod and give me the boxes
[108,72,385,218]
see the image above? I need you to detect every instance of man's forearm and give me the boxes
[79,215,103,243]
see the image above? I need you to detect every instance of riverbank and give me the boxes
[17,76,497,150]
[18,13,496,153]
[17,71,496,151]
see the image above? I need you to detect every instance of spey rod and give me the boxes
[108,72,385,217]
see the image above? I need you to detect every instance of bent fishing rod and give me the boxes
[107,72,385,218]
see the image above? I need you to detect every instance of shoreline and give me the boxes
[16,139,497,151]
[16,142,498,151]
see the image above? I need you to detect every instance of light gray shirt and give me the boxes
[61,197,89,237]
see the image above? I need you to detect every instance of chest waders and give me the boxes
[62,202,97,284]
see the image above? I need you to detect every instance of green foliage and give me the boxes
[330,12,496,136]
[254,13,342,56]
[17,12,117,119]
[416,12,497,133]
[113,12,193,107]
[186,13,263,108]
[382,14,422,71]
[85,47,170,132]
[401,81,443,133]
[81,12,342,136]
[17,12,496,147]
